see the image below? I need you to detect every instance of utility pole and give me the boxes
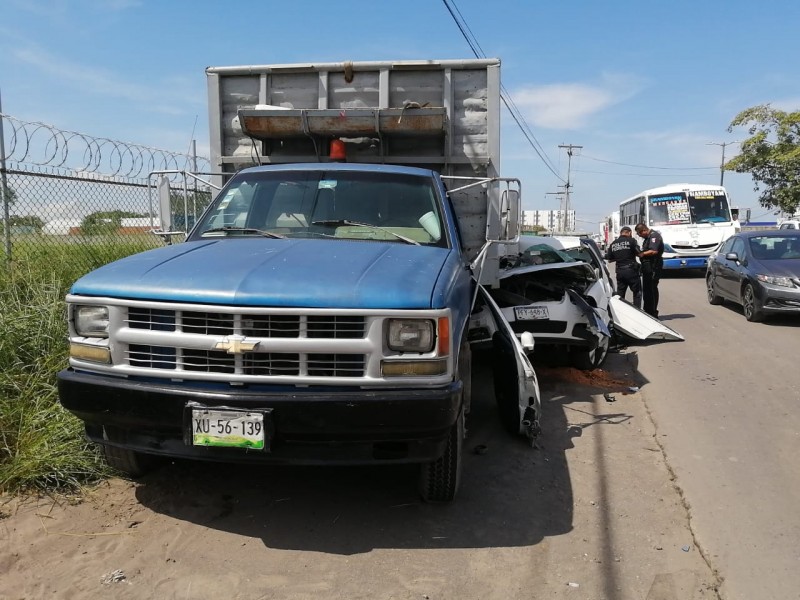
[545,191,565,232]
[558,144,582,231]
[707,141,738,186]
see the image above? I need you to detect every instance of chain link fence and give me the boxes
[1,113,215,273]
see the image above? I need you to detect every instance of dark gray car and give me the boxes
[706,231,800,321]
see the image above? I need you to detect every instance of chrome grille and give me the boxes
[121,308,368,379]
[670,243,719,252]
[184,312,234,335]
[127,307,176,331]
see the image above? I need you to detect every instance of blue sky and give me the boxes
[2,0,798,229]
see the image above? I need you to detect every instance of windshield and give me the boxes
[190,169,447,247]
[648,190,731,226]
[749,236,800,260]
[513,243,577,267]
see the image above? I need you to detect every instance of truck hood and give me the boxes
[71,239,454,309]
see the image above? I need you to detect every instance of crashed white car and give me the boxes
[485,235,614,370]
[475,235,683,371]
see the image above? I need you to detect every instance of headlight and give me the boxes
[756,274,794,288]
[74,305,109,338]
[387,319,435,353]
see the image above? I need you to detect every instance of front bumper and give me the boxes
[663,256,709,269]
[755,282,800,314]
[58,369,461,465]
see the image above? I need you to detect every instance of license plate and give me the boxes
[191,408,265,450]
[515,306,549,320]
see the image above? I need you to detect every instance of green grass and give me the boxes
[0,240,154,495]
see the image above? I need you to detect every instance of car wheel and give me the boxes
[418,407,463,503]
[706,275,724,305]
[101,427,160,477]
[742,283,764,322]
[571,334,609,370]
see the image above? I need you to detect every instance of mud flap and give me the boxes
[608,296,684,341]
[478,286,542,444]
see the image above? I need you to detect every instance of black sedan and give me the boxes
[706,230,800,322]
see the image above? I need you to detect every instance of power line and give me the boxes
[441,0,566,183]
[581,154,716,170]
[574,168,716,178]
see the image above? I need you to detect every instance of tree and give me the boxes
[1,184,18,207]
[80,210,146,236]
[725,104,800,215]
[8,215,45,231]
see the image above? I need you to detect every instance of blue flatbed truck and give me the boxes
[58,59,540,502]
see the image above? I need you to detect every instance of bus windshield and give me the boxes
[649,189,731,226]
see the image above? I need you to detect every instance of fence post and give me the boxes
[0,90,12,265]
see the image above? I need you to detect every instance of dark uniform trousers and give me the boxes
[616,265,642,309]
[641,261,661,317]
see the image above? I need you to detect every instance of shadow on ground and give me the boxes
[131,351,644,555]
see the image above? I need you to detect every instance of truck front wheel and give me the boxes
[418,407,463,502]
[101,427,159,477]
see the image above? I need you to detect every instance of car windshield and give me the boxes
[516,243,577,266]
[649,190,731,226]
[191,169,447,247]
[749,236,800,260]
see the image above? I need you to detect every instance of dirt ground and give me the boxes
[0,349,719,600]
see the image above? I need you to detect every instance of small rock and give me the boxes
[682,545,691,552]
[100,569,126,585]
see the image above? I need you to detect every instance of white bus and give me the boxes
[618,183,736,270]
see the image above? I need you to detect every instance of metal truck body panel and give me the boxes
[206,59,501,268]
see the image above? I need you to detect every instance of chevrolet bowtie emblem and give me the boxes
[214,336,259,354]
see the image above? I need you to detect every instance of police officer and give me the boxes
[635,222,665,318]
[605,226,642,309]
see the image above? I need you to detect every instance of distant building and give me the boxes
[522,209,576,232]
[120,217,161,234]
[43,219,83,235]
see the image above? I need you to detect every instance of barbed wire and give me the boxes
[1,113,211,179]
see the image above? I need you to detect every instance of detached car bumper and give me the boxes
[58,369,461,465]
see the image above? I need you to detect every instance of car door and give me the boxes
[709,236,734,297]
[716,237,746,300]
[477,286,542,445]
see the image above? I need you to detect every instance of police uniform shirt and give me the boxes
[641,230,665,264]
[607,236,640,269]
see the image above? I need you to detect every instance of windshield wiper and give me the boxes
[310,219,420,245]
[201,227,285,239]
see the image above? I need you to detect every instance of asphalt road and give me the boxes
[631,271,800,600]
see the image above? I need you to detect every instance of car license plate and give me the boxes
[515,306,549,320]
[191,408,265,450]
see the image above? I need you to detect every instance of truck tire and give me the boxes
[459,341,472,415]
[101,427,159,477]
[418,408,463,502]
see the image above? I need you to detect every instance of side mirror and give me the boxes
[500,188,520,241]
[725,252,739,261]
[157,175,172,232]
